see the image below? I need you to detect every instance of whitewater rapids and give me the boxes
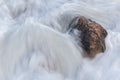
[0,0,120,80]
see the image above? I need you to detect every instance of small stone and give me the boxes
[69,16,108,57]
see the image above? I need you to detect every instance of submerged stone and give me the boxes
[69,16,108,57]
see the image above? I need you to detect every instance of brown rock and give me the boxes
[69,16,108,57]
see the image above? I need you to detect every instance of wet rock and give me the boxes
[69,16,108,57]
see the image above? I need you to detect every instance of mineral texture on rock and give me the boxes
[69,16,108,57]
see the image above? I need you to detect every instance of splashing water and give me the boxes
[0,0,120,80]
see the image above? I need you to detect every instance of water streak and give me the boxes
[0,0,120,80]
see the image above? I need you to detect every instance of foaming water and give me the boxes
[0,0,120,80]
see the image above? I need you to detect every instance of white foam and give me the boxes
[0,0,120,80]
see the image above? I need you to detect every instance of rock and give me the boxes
[69,16,108,57]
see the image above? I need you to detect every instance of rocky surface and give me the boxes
[69,16,108,57]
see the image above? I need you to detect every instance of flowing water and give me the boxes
[0,0,120,80]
